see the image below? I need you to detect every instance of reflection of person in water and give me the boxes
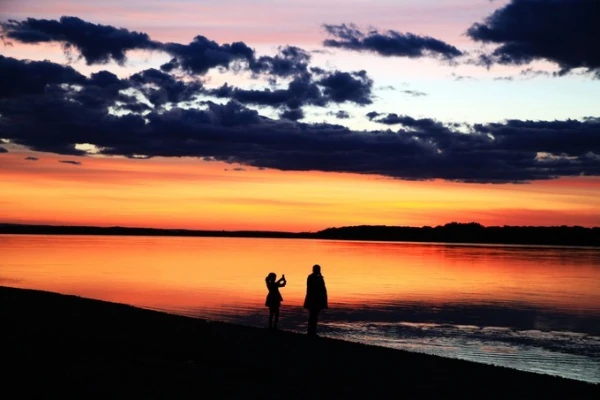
[265,272,287,330]
[304,264,328,337]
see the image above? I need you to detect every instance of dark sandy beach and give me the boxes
[1,286,598,399]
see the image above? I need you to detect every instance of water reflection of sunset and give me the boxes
[2,235,599,317]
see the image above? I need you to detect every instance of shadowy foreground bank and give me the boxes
[1,286,598,399]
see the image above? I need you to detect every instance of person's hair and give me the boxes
[266,272,276,283]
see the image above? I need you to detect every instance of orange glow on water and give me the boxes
[3,234,599,384]
[2,235,599,316]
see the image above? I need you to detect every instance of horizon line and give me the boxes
[1,221,599,234]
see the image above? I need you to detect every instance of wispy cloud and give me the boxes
[59,160,82,166]
[323,23,463,60]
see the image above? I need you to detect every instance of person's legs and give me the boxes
[273,306,280,329]
[268,307,275,329]
[308,308,320,336]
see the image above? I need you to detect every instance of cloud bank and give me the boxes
[467,0,600,76]
[1,16,161,65]
[4,5,598,79]
[1,11,599,184]
[1,55,599,183]
[1,17,312,79]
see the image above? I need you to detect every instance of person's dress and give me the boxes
[265,282,283,308]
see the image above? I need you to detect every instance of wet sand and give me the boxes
[1,286,598,399]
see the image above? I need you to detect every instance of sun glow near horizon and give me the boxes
[2,149,599,231]
[1,0,600,231]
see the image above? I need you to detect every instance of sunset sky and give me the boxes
[1,0,599,231]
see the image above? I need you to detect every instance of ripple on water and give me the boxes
[320,320,600,384]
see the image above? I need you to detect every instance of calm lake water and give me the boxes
[2,234,599,383]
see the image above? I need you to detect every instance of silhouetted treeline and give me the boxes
[313,222,600,247]
[1,222,599,247]
[0,223,306,239]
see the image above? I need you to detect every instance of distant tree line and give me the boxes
[313,222,600,247]
[0,222,599,247]
[0,224,303,238]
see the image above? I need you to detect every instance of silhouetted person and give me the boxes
[265,272,286,330]
[303,264,328,337]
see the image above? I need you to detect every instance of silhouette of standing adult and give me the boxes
[265,272,286,330]
[303,264,328,337]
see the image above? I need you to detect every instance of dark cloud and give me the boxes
[116,100,152,114]
[0,146,7,153]
[0,55,86,97]
[329,110,350,119]
[0,14,376,105]
[280,108,304,121]
[372,113,408,125]
[25,156,39,161]
[59,160,82,166]
[370,114,446,131]
[323,23,463,59]
[162,36,255,75]
[473,119,600,158]
[369,114,454,146]
[0,16,303,78]
[467,0,600,76]
[1,16,161,65]
[1,56,599,183]
[73,70,132,110]
[0,54,200,119]
[0,65,145,155]
[209,74,324,108]
[250,46,311,77]
[317,70,373,105]
[209,69,373,108]
[366,111,380,120]
[129,68,202,107]
[309,66,326,75]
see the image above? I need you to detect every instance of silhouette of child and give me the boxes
[265,272,287,330]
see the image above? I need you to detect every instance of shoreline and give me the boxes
[1,286,598,399]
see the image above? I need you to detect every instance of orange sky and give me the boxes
[2,147,599,231]
[2,3,599,233]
